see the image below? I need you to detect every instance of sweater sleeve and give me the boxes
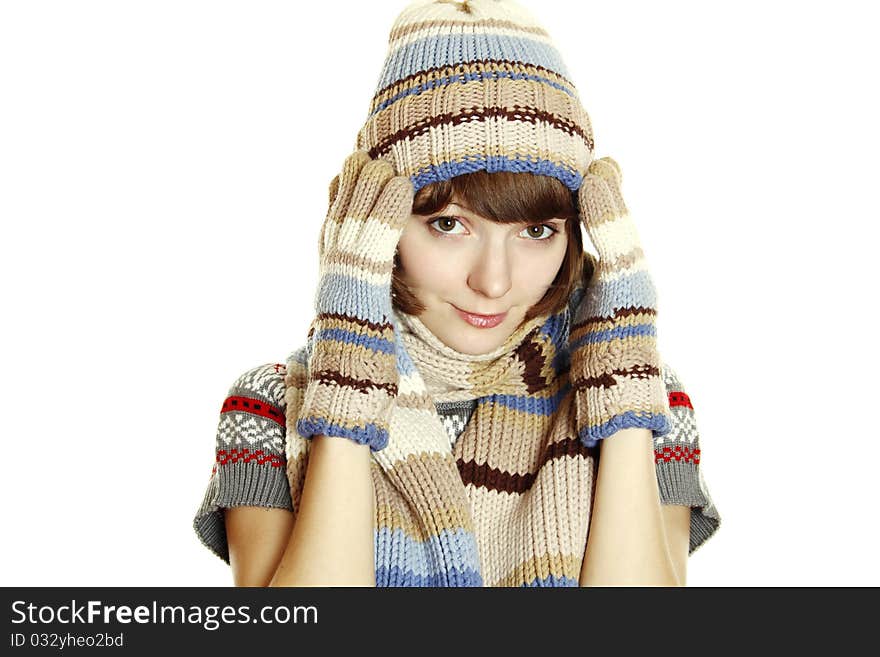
[192,361,294,565]
[655,363,722,556]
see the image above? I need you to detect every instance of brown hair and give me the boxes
[392,170,593,322]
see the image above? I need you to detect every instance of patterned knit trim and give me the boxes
[221,395,285,425]
[655,445,700,465]
[214,447,284,470]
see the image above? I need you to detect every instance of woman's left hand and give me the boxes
[570,156,672,447]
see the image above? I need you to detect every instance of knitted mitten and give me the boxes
[295,149,415,452]
[571,157,672,447]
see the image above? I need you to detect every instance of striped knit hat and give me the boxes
[355,0,595,194]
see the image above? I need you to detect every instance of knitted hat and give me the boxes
[355,0,595,195]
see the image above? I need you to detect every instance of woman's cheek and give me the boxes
[398,232,453,291]
[521,242,567,291]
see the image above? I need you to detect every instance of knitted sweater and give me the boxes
[193,358,722,574]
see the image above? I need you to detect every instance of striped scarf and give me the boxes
[282,273,633,587]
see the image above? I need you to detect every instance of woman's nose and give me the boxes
[466,244,512,300]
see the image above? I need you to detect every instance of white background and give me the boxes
[2,0,877,587]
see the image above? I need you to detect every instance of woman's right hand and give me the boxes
[295,150,415,452]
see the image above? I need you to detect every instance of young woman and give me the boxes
[193,0,721,587]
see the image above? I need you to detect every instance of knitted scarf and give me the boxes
[282,274,607,587]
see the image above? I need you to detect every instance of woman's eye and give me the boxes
[520,224,558,241]
[428,216,466,235]
[429,216,558,242]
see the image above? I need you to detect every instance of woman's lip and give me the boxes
[452,305,508,329]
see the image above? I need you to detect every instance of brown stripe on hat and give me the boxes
[369,59,580,114]
[365,106,593,160]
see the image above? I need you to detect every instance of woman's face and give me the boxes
[395,197,569,355]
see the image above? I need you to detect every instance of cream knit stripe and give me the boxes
[383,357,454,456]
[387,22,557,53]
[389,14,549,41]
[390,2,548,36]
[323,210,402,259]
[378,403,452,461]
[299,385,396,431]
[466,467,594,587]
[579,167,645,267]
[589,219,650,276]
[402,336,539,398]
[319,151,370,258]
[576,374,670,427]
[321,250,394,281]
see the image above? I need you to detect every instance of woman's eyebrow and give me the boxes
[447,202,474,214]
[448,203,564,224]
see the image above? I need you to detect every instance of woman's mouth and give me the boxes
[452,305,508,329]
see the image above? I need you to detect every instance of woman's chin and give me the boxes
[420,305,517,355]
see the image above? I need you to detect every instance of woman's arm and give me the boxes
[268,434,376,587]
[660,505,690,585]
[225,507,295,587]
[579,427,680,587]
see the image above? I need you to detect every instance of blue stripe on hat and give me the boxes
[378,32,571,90]
[410,153,584,193]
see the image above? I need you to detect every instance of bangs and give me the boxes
[412,170,579,225]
